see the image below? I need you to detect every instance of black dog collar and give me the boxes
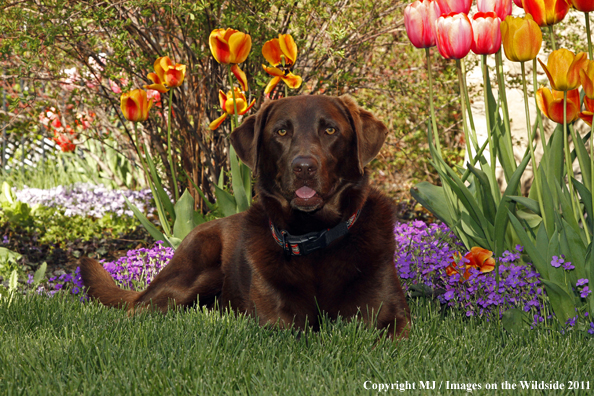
[269,210,361,257]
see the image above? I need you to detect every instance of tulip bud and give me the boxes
[477,0,512,21]
[435,12,473,60]
[121,89,153,122]
[521,0,570,26]
[501,15,542,62]
[436,0,472,14]
[538,49,588,91]
[404,0,442,48]
[536,87,580,124]
[471,12,502,55]
[569,0,594,12]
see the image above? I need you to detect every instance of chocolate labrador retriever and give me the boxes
[80,94,410,338]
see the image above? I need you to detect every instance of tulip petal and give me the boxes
[264,76,282,96]
[209,29,231,64]
[581,65,594,99]
[281,73,302,89]
[209,113,228,130]
[580,112,593,127]
[239,99,256,116]
[262,39,282,66]
[585,96,594,112]
[231,64,248,92]
[279,34,298,65]
[263,65,285,77]
[228,32,252,64]
[143,83,169,93]
[165,64,186,88]
[154,57,167,84]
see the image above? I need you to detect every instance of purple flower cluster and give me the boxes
[42,241,174,295]
[394,221,543,320]
[14,183,153,218]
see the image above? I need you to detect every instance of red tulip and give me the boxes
[513,0,523,7]
[435,12,474,60]
[471,12,502,55]
[522,0,570,26]
[536,87,580,124]
[478,0,513,21]
[404,0,442,49]
[569,0,594,12]
[436,0,472,14]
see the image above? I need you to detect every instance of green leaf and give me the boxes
[571,126,591,191]
[229,145,249,212]
[143,143,176,223]
[572,178,593,232]
[0,247,21,262]
[540,279,576,325]
[213,183,238,218]
[183,169,216,212]
[8,270,18,293]
[466,162,497,224]
[173,189,197,241]
[32,262,47,286]
[123,196,169,247]
[515,210,542,229]
[560,219,587,280]
[508,209,547,276]
[502,308,529,334]
[410,182,452,225]
[538,166,556,237]
[507,196,540,215]
[241,162,252,205]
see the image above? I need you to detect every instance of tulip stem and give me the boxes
[167,89,178,202]
[227,67,240,130]
[548,26,557,51]
[521,62,547,227]
[425,48,442,157]
[563,92,589,242]
[482,55,499,203]
[532,58,547,160]
[460,59,479,152]
[495,50,515,174]
[587,12,594,60]
[456,59,474,161]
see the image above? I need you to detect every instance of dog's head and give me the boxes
[230,95,387,220]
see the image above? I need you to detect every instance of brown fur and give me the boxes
[80,95,410,338]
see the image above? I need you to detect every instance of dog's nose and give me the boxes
[292,156,318,178]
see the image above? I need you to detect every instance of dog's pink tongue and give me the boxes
[295,186,316,199]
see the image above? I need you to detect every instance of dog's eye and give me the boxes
[277,129,287,136]
[325,127,336,135]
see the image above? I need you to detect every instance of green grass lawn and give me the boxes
[1,294,593,395]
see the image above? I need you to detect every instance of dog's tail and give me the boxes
[79,257,139,308]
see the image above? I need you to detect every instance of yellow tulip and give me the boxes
[262,34,302,96]
[209,88,256,130]
[500,15,542,62]
[209,28,252,64]
[121,89,153,122]
[538,49,588,91]
[535,87,580,124]
[143,56,186,91]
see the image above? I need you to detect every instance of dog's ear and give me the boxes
[229,99,273,175]
[338,94,388,174]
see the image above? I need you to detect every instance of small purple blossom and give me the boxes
[551,255,564,268]
[2,235,8,244]
[577,279,589,286]
[581,286,592,298]
[566,316,577,327]
[589,323,594,335]
[562,262,575,271]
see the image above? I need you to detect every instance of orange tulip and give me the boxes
[579,96,594,126]
[538,49,588,91]
[500,15,542,62]
[209,88,256,130]
[121,89,153,122]
[143,56,186,92]
[209,28,252,64]
[521,0,570,26]
[569,0,594,12]
[536,87,580,124]
[262,34,302,96]
[580,60,594,99]
[447,247,496,281]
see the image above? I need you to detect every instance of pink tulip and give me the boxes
[435,12,474,60]
[471,12,502,55]
[436,0,472,14]
[477,0,512,20]
[404,0,442,49]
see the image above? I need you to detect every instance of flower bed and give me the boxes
[14,183,153,218]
